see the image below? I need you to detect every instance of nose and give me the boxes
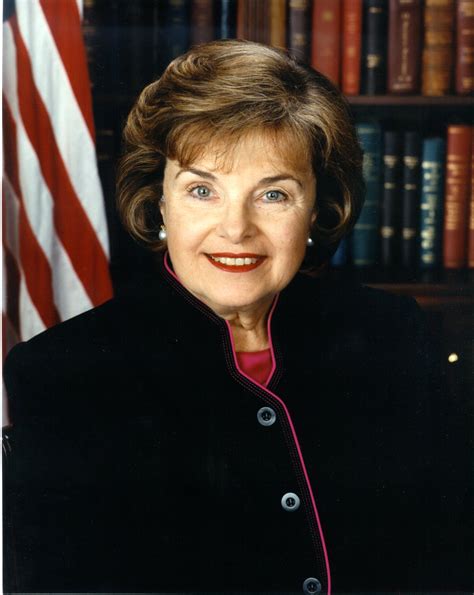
[216,199,256,244]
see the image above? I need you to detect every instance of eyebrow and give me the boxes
[175,168,217,181]
[175,168,303,188]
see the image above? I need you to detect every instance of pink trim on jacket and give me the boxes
[164,252,331,592]
[225,317,332,594]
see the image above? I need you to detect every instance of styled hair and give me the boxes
[116,39,365,269]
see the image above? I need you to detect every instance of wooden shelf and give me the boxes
[327,268,474,307]
[346,95,474,107]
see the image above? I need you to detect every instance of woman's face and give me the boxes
[161,133,316,318]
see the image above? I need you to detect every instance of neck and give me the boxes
[221,298,273,352]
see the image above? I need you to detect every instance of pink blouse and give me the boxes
[236,349,273,387]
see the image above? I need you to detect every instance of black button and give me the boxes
[281,492,300,511]
[257,406,276,426]
[303,577,321,594]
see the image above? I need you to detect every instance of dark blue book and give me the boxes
[162,0,190,64]
[381,130,403,267]
[217,0,237,38]
[352,121,383,267]
[331,238,348,267]
[419,137,446,270]
[361,0,388,94]
[401,131,422,268]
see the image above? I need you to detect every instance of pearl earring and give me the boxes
[307,236,314,247]
[159,225,167,241]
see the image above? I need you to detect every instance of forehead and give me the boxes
[170,128,314,178]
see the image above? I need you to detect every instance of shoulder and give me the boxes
[3,290,172,423]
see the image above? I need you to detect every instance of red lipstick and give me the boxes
[205,253,266,273]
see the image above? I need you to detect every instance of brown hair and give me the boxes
[116,39,365,268]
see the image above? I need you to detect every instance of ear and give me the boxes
[311,210,317,226]
[159,194,166,223]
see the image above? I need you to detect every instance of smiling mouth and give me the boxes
[206,253,266,272]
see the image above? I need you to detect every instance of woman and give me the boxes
[3,40,465,593]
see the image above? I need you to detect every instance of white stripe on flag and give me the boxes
[19,277,47,342]
[3,25,94,321]
[15,1,110,257]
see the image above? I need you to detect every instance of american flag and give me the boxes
[3,0,113,418]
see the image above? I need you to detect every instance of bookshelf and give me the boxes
[85,2,474,297]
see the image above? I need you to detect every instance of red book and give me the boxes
[311,0,342,85]
[342,0,362,95]
[387,0,422,94]
[237,0,248,39]
[288,0,311,62]
[468,127,474,267]
[191,0,215,45]
[456,0,474,95]
[443,124,473,268]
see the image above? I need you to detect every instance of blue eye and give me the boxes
[190,185,212,199]
[264,190,286,202]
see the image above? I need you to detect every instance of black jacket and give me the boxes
[3,257,471,593]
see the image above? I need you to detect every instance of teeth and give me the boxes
[210,255,259,266]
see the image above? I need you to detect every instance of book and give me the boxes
[162,0,190,64]
[288,0,311,63]
[191,0,215,45]
[443,124,472,268]
[468,127,474,267]
[82,0,121,93]
[387,0,422,94]
[361,0,388,94]
[381,131,403,267]
[401,131,422,268]
[237,0,249,39]
[342,0,363,95]
[419,137,446,269]
[421,0,456,96]
[331,238,349,267]
[269,0,286,48]
[311,0,342,86]
[217,0,237,39]
[352,121,383,266]
[456,0,474,95]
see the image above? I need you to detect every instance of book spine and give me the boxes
[362,0,388,94]
[456,0,474,95]
[82,0,99,90]
[164,0,190,62]
[269,0,286,48]
[421,0,456,96]
[419,137,446,269]
[311,0,342,86]
[387,0,422,94]
[468,126,474,267]
[381,131,403,267]
[218,0,237,39]
[191,0,215,45]
[401,131,422,268]
[443,124,472,268]
[288,0,311,62]
[353,121,383,266]
[237,0,248,39]
[331,238,349,266]
[255,0,268,44]
[342,0,363,95]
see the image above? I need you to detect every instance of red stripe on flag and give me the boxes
[2,236,21,340]
[10,16,113,307]
[3,97,61,329]
[39,0,95,141]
